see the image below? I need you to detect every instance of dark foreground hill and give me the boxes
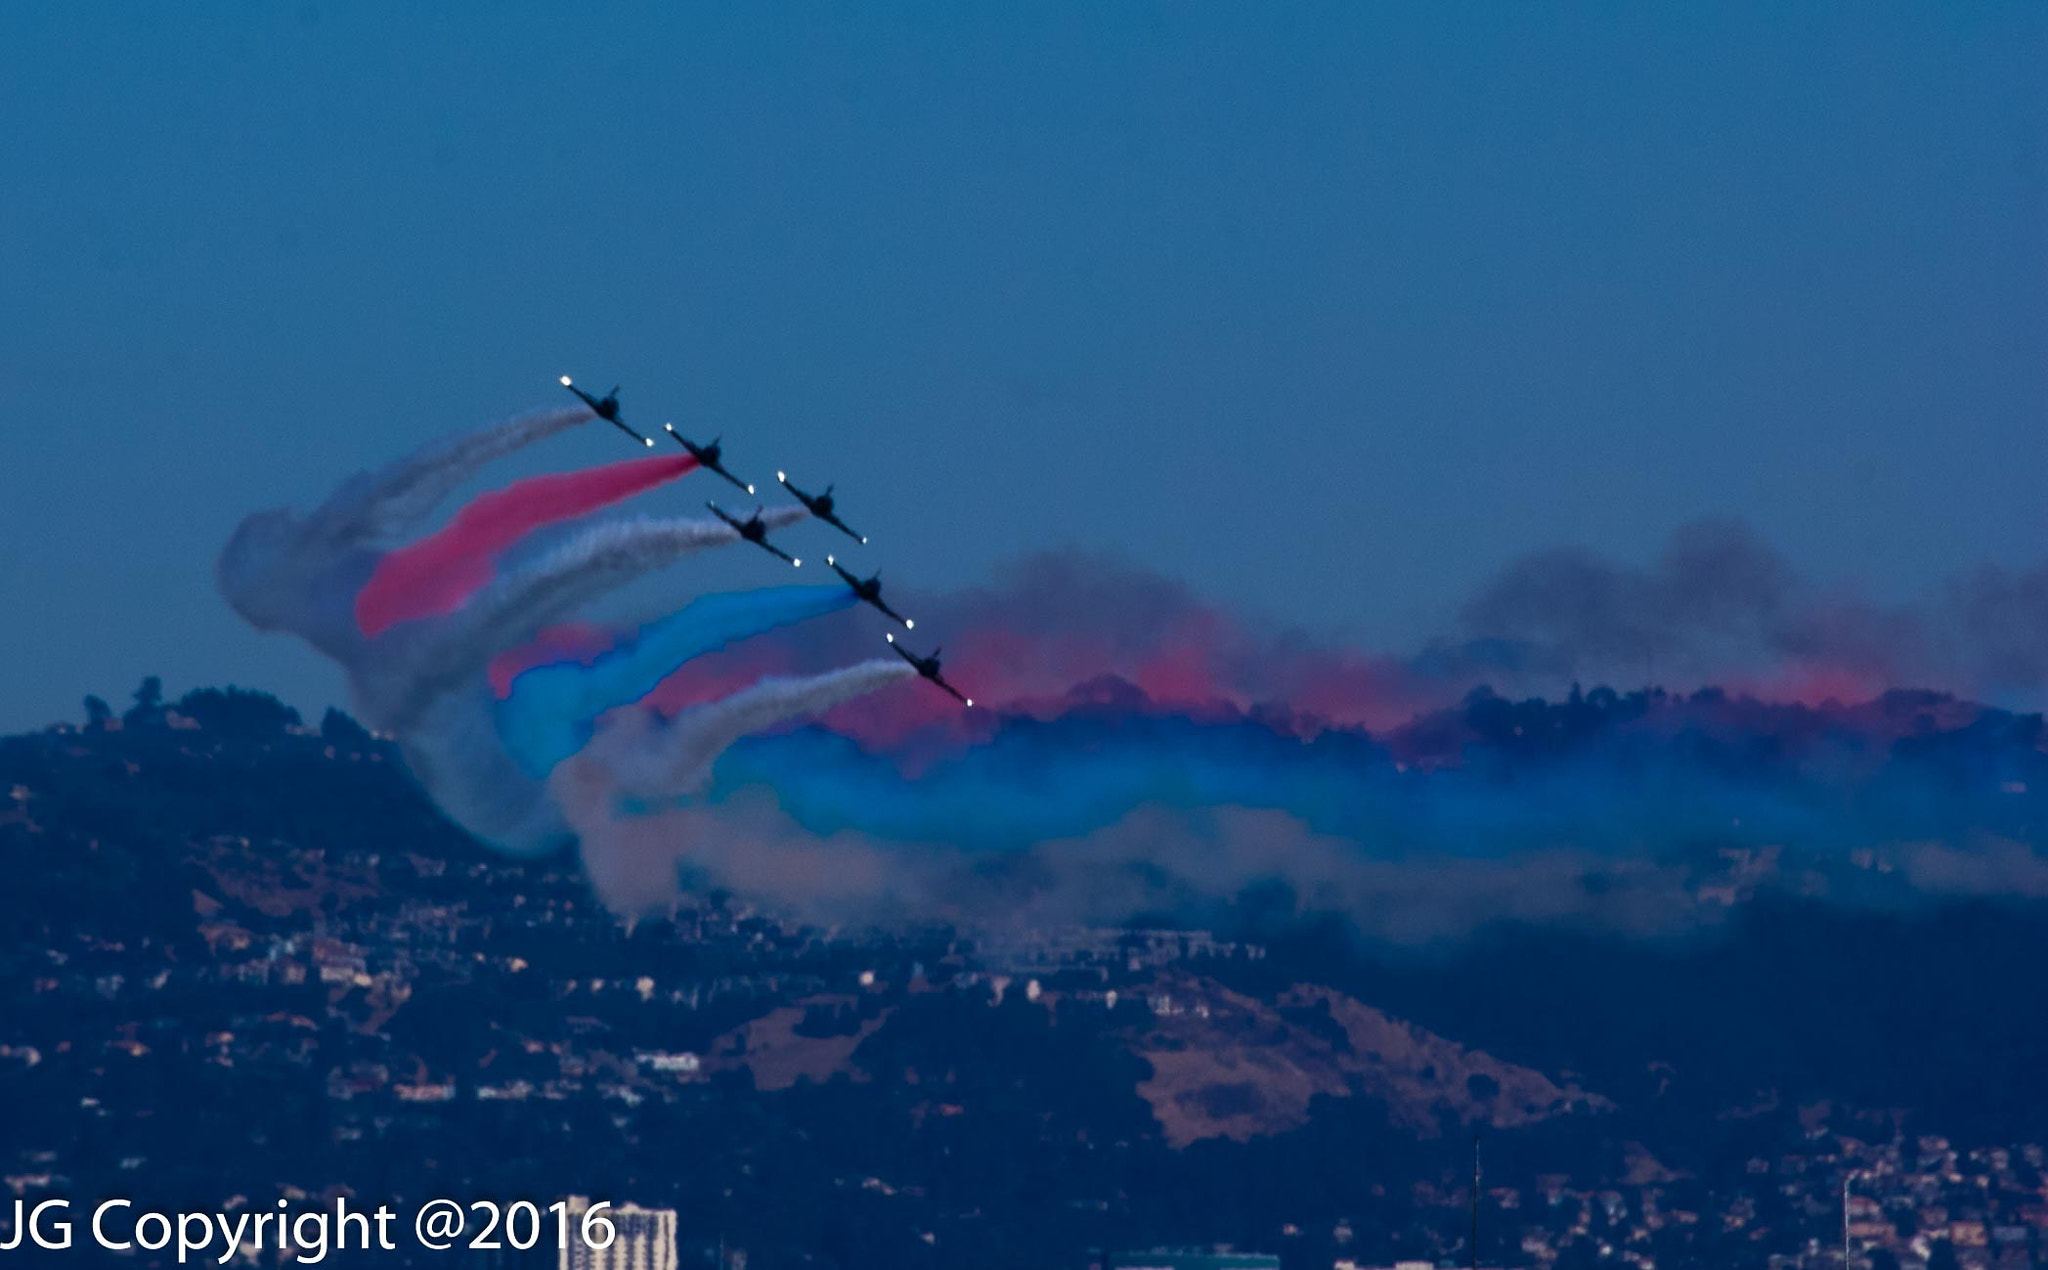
[3,687,2048,1268]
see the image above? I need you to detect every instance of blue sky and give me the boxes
[1,3,2042,730]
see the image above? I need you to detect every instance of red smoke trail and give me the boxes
[354,454,697,637]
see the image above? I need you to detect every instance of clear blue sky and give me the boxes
[1,3,2042,730]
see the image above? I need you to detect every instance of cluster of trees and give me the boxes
[80,675,378,747]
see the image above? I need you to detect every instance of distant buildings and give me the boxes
[560,1198,678,1270]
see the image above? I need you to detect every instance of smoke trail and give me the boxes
[300,405,594,550]
[217,405,594,657]
[397,682,575,857]
[354,452,698,637]
[552,660,917,916]
[363,510,809,732]
[610,659,914,798]
[703,683,2048,854]
[495,586,862,777]
[213,407,923,897]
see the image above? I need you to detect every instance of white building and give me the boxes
[560,1199,678,1270]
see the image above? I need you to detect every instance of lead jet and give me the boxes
[886,632,971,706]
[664,424,754,494]
[826,555,911,629]
[559,375,654,446]
[706,502,800,567]
[776,471,867,544]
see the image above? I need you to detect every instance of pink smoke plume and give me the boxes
[486,522,2048,764]
[354,453,698,638]
[490,553,1443,755]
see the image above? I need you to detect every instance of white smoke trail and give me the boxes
[551,659,917,916]
[596,659,913,799]
[364,508,811,732]
[399,683,573,857]
[301,405,593,550]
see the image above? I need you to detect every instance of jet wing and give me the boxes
[870,596,912,629]
[932,675,971,706]
[819,512,866,544]
[708,463,754,495]
[607,418,653,446]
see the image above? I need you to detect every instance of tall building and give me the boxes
[558,1198,678,1270]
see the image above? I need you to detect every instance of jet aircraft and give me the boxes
[559,375,653,446]
[886,632,971,706]
[665,424,754,494]
[826,555,911,628]
[706,502,800,567]
[776,471,867,544]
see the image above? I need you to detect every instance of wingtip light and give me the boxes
[886,632,895,643]
[792,558,802,568]
[860,536,869,544]
[642,437,654,447]
[664,421,676,433]
[746,484,756,495]
[559,375,573,386]
[777,470,787,482]
[905,619,915,630]
[966,699,975,708]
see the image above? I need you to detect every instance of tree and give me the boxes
[175,686,301,738]
[123,675,165,727]
[82,694,112,730]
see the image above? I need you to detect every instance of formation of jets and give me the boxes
[562,373,972,707]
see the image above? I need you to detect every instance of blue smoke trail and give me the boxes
[495,585,858,777]
[706,710,2042,858]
